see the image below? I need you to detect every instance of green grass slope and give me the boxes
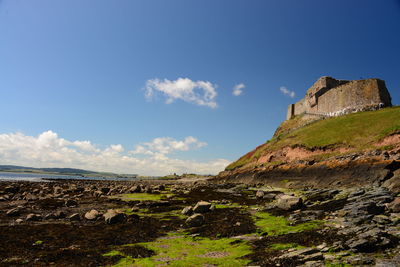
[226,106,400,171]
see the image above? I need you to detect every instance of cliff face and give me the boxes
[218,106,400,189]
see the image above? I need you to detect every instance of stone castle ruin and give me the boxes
[286,76,392,120]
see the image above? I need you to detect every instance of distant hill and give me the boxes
[0,165,137,178]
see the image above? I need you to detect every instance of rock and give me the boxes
[6,207,23,216]
[104,209,126,224]
[276,195,303,210]
[345,255,375,265]
[345,229,394,252]
[54,211,66,219]
[383,170,400,193]
[65,199,78,207]
[101,187,110,194]
[15,219,23,224]
[193,201,212,213]
[5,186,19,194]
[84,209,100,220]
[93,190,103,197]
[255,190,265,199]
[181,206,193,215]
[186,213,204,227]
[129,185,142,193]
[26,213,42,221]
[373,215,392,225]
[69,213,81,221]
[387,197,400,213]
[44,213,57,220]
[278,247,322,263]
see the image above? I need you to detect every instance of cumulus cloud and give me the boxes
[131,136,207,156]
[144,78,218,108]
[279,86,295,98]
[232,83,245,96]
[0,131,229,176]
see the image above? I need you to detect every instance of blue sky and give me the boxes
[0,0,399,175]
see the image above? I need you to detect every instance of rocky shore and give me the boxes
[0,178,399,266]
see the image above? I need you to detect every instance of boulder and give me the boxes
[276,195,303,210]
[382,170,400,193]
[65,199,78,207]
[186,213,204,227]
[69,213,81,221]
[101,187,110,194]
[6,207,22,216]
[84,209,101,221]
[181,206,193,215]
[104,209,126,224]
[54,211,66,219]
[26,213,42,221]
[129,185,142,193]
[255,190,265,199]
[193,201,212,213]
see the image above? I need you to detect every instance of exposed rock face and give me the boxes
[287,76,392,120]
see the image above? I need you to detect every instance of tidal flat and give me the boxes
[0,179,399,266]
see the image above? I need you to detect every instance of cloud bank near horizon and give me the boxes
[144,78,218,108]
[0,131,230,176]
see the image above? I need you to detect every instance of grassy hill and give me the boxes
[226,106,400,171]
[0,165,137,178]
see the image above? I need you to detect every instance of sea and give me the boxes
[0,172,139,182]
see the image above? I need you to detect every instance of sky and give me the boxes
[0,0,399,175]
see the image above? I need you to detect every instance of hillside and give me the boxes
[0,165,137,178]
[219,107,400,188]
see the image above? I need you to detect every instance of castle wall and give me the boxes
[286,77,392,120]
[293,98,307,116]
[309,79,391,114]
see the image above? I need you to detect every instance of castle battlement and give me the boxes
[286,76,392,120]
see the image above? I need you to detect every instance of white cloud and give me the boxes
[232,83,245,96]
[279,86,295,98]
[144,78,218,108]
[131,136,207,156]
[0,131,229,176]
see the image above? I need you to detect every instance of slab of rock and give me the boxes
[104,209,126,224]
[84,209,101,221]
[186,213,204,227]
[276,195,303,210]
[193,201,212,213]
